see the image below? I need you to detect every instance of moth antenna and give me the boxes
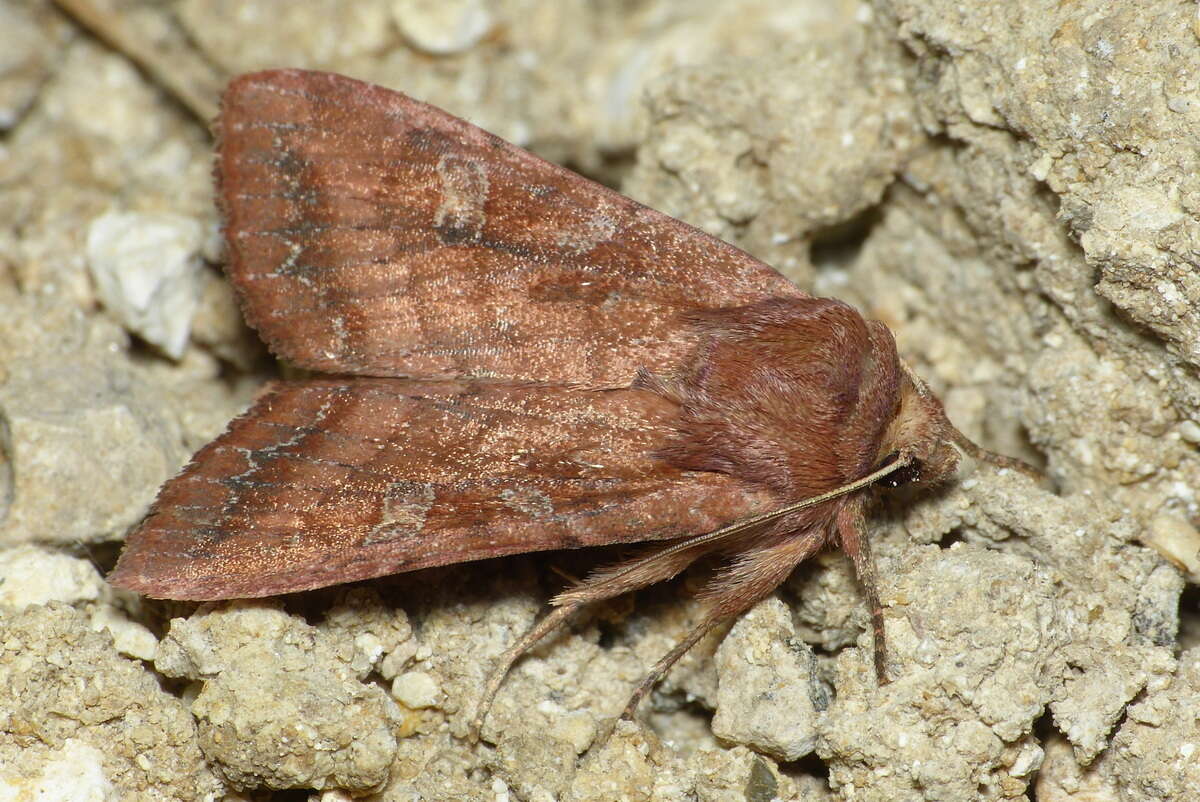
[898,358,1043,480]
[945,425,1043,479]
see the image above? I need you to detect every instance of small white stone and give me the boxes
[91,606,159,662]
[1008,742,1044,777]
[355,633,385,665]
[1167,95,1194,114]
[0,545,104,607]
[1146,513,1200,580]
[10,739,113,802]
[392,670,442,709]
[1177,419,1200,444]
[86,210,205,358]
[1029,152,1054,181]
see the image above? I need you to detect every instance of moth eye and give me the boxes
[875,452,923,489]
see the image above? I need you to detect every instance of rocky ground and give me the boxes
[0,1,1197,800]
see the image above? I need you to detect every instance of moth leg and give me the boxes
[470,538,712,741]
[619,529,826,721]
[834,499,889,682]
[618,615,715,721]
[470,603,579,741]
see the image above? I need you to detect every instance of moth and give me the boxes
[109,69,1030,734]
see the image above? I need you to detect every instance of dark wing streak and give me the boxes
[164,475,654,520]
[141,475,711,544]
[217,446,401,486]
[229,189,433,206]
[198,383,677,484]
[357,388,641,431]
[237,151,448,177]
[250,223,428,235]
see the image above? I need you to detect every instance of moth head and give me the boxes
[875,366,963,489]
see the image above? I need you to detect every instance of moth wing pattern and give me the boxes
[109,378,777,600]
[218,69,805,386]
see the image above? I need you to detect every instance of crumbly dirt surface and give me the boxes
[1,1,1196,800]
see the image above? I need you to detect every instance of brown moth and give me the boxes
[109,69,1030,733]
